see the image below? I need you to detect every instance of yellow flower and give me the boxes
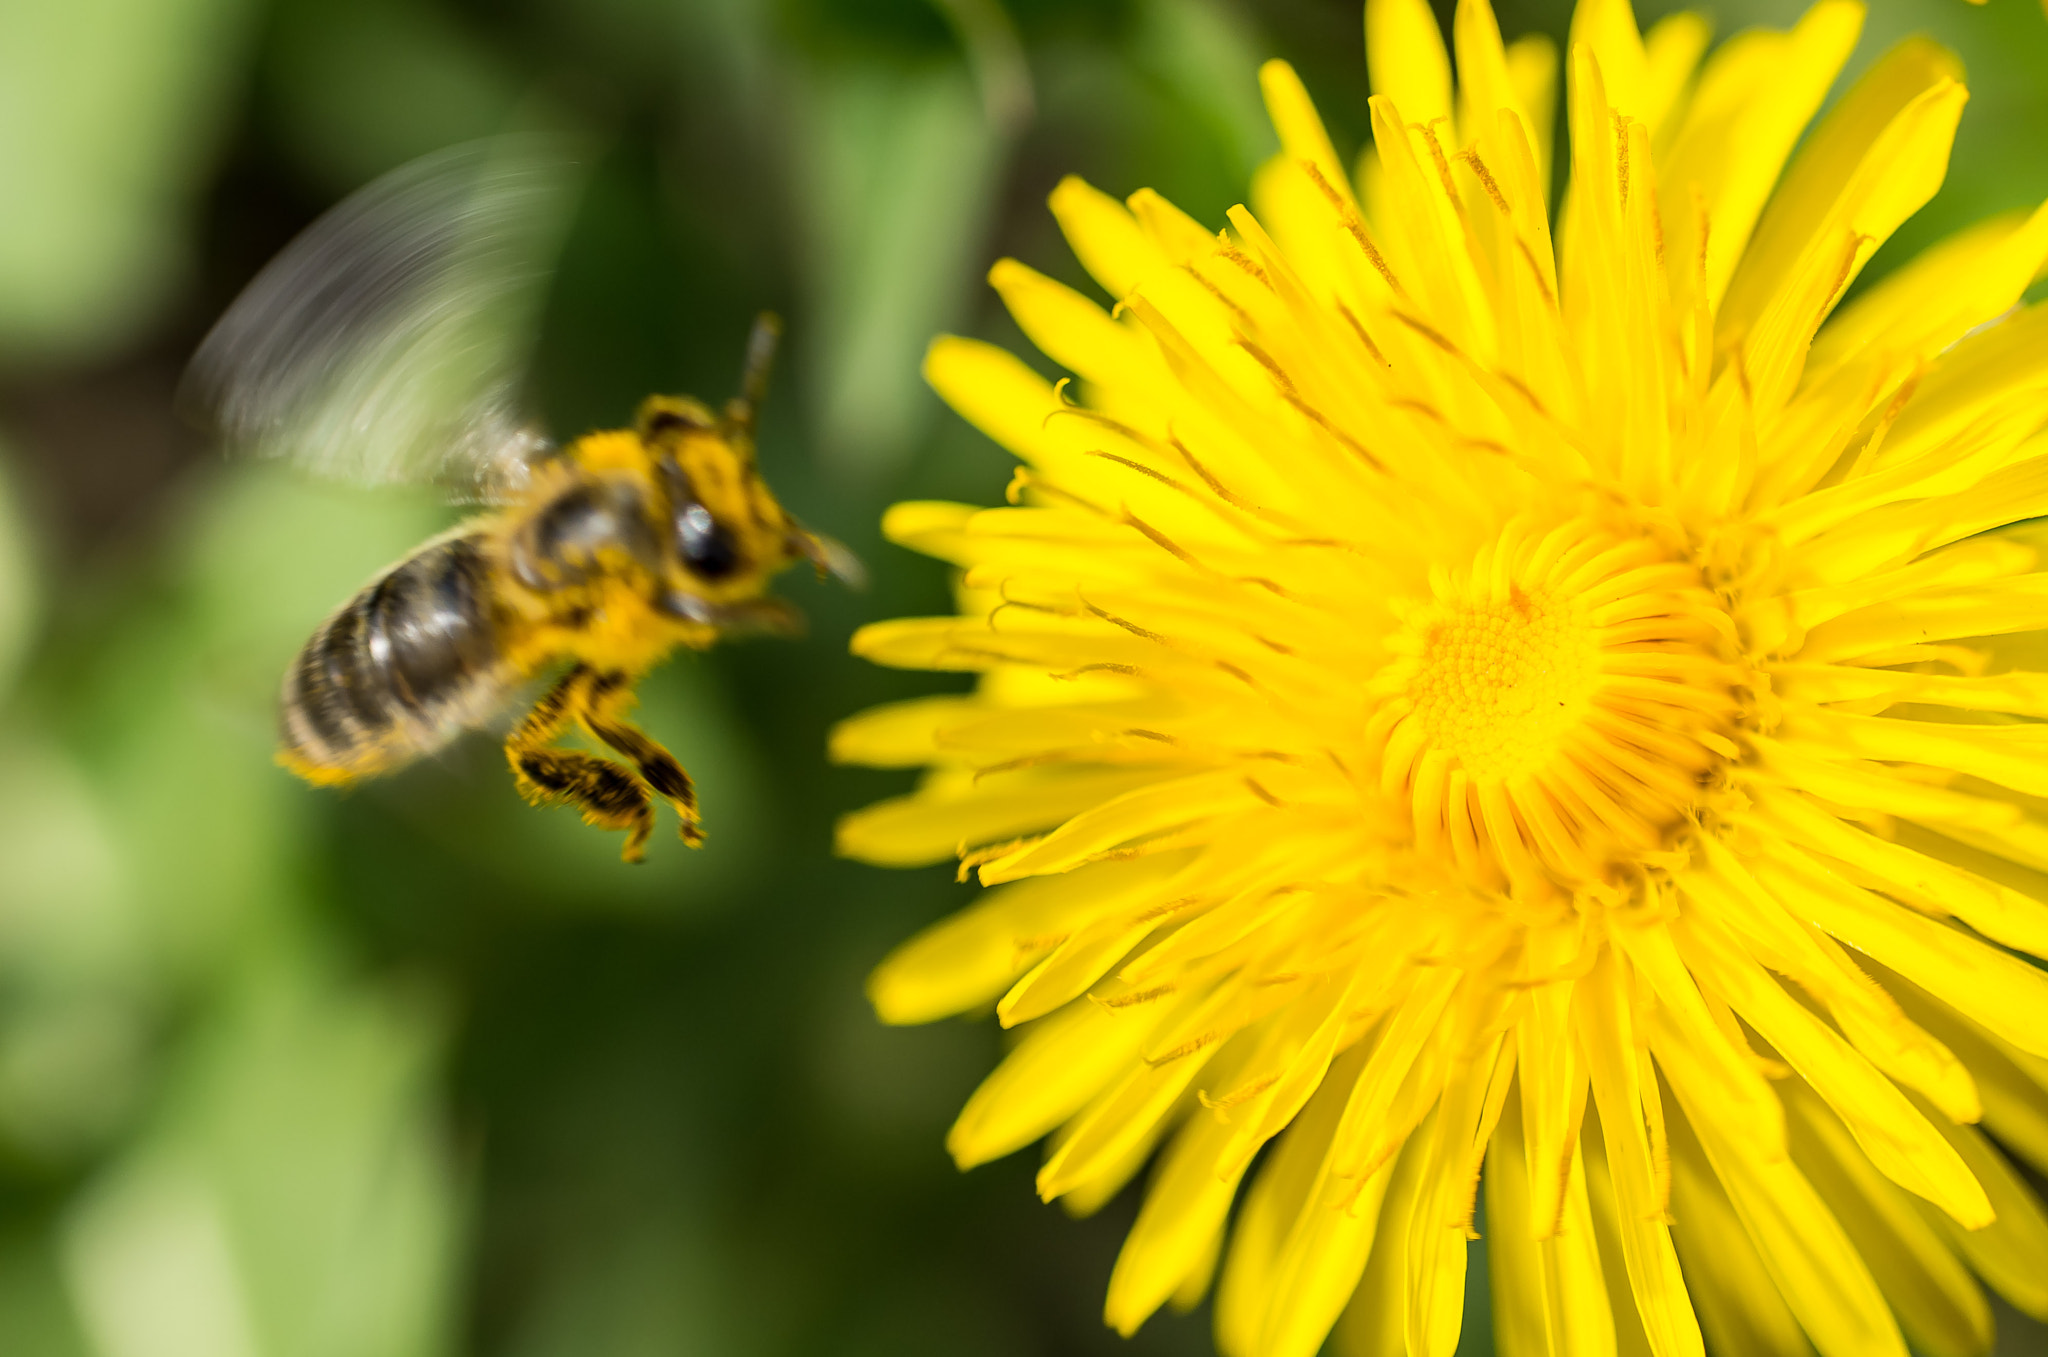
[835,1,2048,1354]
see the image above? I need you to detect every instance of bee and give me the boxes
[186,139,857,861]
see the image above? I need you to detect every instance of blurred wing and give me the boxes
[798,529,868,590]
[184,136,584,503]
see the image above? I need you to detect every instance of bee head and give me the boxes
[634,320,861,620]
[637,394,799,596]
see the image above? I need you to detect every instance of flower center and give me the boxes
[1370,518,1741,894]
[1407,586,1599,782]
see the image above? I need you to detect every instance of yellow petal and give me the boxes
[1505,34,1559,187]
[924,333,1063,466]
[1327,968,1464,1183]
[1576,950,1704,1357]
[867,853,1185,1024]
[829,694,982,768]
[847,613,1147,675]
[1404,1040,1511,1357]
[1878,303,2048,472]
[1615,921,1783,1158]
[1053,1108,1165,1220]
[1579,1126,1665,1357]
[1788,454,2048,586]
[1510,923,1591,1243]
[1810,199,2048,380]
[1567,0,1650,126]
[1680,909,1991,1226]
[1661,1083,1909,1357]
[1329,1121,1430,1357]
[1452,0,1514,146]
[988,257,1161,395]
[1719,36,1967,412]
[1886,984,2048,1180]
[1656,2,1864,316]
[1486,1095,1619,1357]
[1918,1115,2048,1319]
[1261,59,1357,209]
[1048,174,1152,299]
[1211,972,1370,1176]
[1666,1128,1815,1357]
[1369,94,1495,358]
[1756,843,2048,1059]
[1262,1088,1401,1357]
[1106,1092,1247,1335]
[1367,0,1453,131]
[833,765,1165,867]
[1639,11,1711,137]
[877,499,979,563]
[1560,47,1667,491]
[1250,156,1361,310]
[1758,784,2048,960]
[1127,186,1215,260]
[975,769,1261,884]
[946,990,1163,1168]
[1218,1045,1384,1357]
[1797,710,2048,799]
[999,906,1160,1026]
[1038,993,1222,1199]
[1783,1083,1993,1357]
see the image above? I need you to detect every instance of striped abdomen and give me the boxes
[281,530,515,780]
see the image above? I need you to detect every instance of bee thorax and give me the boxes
[510,479,662,592]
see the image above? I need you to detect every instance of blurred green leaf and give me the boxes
[70,466,444,982]
[932,0,1035,135]
[796,58,1007,475]
[0,727,146,1163]
[0,0,254,361]
[781,0,959,56]
[62,945,458,1357]
[0,1231,92,1357]
[1128,0,1272,185]
[263,0,530,192]
[0,449,35,697]
[503,1218,728,1357]
[66,1169,265,1357]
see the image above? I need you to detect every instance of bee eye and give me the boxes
[677,503,738,579]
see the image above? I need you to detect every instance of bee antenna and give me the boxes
[725,311,783,438]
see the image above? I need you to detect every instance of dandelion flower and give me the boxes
[835,1,2048,1353]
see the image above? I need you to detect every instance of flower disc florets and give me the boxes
[1374,512,1744,892]
[838,3,2048,1356]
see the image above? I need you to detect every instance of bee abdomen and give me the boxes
[281,531,513,780]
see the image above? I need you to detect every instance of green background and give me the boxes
[0,0,2044,1353]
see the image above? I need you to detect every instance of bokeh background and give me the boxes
[1,0,2046,1354]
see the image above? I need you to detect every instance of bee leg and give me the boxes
[506,667,657,863]
[510,748,656,863]
[574,670,705,848]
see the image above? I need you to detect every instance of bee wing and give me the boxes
[183,136,584,503]
[796,529,868,590]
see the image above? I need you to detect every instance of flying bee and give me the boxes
[276,321,842,862]
[185,139,858,861]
